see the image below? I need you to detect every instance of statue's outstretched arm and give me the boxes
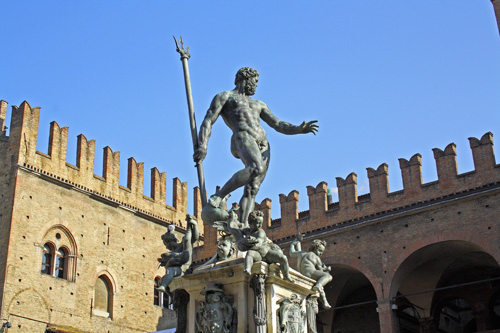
[194,92,228,163]
[260,103,318,135]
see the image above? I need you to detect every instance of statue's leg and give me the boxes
[213,133,267,212]
[314,272,333,289]
[239,145,270,226]
[311,272,332,309]
[244,251,261,275]
[156,268,175,293]
[266,250,295,283]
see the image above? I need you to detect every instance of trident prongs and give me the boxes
[173,35,190,60]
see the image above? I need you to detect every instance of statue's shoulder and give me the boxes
[253,98,269,110]
[215,90,232,100]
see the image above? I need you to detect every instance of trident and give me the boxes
[174,35,207,207]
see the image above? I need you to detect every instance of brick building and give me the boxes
[0,100,201,332]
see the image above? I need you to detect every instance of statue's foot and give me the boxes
[243,269,252,276]
[284,275,296,283]
[156,286,167,293]
[318,290,331,308]
[209,195,222,208]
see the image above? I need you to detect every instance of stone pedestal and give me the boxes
[170,258,316,332]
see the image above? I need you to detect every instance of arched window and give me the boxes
[41,243,54,275]
[55,248,67,278]
[94,275,112,318]
[154,277,171,308]
[40,225,78,282]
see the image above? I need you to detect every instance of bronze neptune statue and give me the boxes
[194,67,318,227]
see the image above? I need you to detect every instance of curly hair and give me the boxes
[248,210,264,224]
[309,239,327,252]
[161,231,178,243]
[218,239,237,257]
[234,67,259,85]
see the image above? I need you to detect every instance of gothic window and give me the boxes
[55,247,67,278]
[41,243,54,275]
[40,225,78,282]
[154,277,172,309]
[94,275,113,318]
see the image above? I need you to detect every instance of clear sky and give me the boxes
[2,1,500,218]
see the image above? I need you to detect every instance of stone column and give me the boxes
[173,289,190,333]
[250,274,267,333]
[377,302,396,333]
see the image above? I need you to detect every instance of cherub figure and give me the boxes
[290,234,332,308]
[156,214,199,293]
[231,210,294,282]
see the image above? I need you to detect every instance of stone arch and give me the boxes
[92,267,118,294]
[390,240,500,332]
[319,264,380,333]
[7,288,51,331]
[389,231,500,284]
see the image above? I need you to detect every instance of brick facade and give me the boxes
[0,100,197,332]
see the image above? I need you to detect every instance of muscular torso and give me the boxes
[220,91,268,143]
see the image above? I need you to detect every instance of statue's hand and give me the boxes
[299,120,319,135]
[241,236,258,247]
[193,146,207,164]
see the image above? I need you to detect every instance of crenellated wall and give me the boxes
[0,100,202,230]
[195,131,499,260]
[263,132,498,241]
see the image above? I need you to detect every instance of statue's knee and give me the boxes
[249,164,265,178]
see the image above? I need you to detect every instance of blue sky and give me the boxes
[2,1,500,218]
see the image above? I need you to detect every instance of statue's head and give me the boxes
[235,67,259,96]
[309,239,327,256]
[248,210,264,229]
[216,238,237,261]
[161,229,179,250]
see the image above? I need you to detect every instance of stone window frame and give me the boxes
[154,276,172,309]
[93,273,115,319]
[39,225,78,282]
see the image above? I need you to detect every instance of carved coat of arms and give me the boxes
[277,294,306,333]
[195,284,237,333]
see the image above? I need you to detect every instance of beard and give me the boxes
[245,84,256,96]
